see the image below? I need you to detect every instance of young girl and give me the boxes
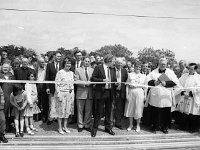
[24,72,40,135]
[10,84,27,137]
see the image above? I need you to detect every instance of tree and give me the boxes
[0,44,37,60]
[95,44,133,58]
[137,47,176,67]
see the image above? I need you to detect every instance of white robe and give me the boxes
[177,72,200,115]
[145,68,180,108]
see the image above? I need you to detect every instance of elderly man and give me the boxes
[177,60,189,78]
[14,57,34,88]
[75,57,94,132]
[91,54,117,137]
[146,57,179,134]
[114,57,128,129]
[36,57,48,122]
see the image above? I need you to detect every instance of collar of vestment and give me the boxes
[159,68,166,73]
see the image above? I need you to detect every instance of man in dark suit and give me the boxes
[114,58,128,129]
[45,51,62,125]
[91,54,117,137]
[69,50,83,124]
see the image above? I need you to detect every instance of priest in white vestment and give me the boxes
[145,57,179,134]
[176,63,200,132]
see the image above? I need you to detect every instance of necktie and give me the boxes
[107,67,111,89]
[77,61,79,68]
[117,70,120,79]
[56,62,59,72]
[85,67,89,81]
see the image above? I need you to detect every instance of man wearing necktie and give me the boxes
[91,54,117,137]
[69,50,83,124]
[75,57,94,132]
[114,58,128,130]
[45,51,62,125]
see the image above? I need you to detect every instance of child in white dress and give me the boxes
[10,84,28,137]
[24,72,40,135]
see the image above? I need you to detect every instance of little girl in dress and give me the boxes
[10,84,27,137]
[24,72,40,135]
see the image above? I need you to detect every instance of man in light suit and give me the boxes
[75,57,94,132]
[69,50,84,124]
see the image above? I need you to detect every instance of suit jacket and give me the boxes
[91,64,117,99]
[45,61,62,94]
[117,68,128,99]
[70,59,84,73]
[75,66,94,99]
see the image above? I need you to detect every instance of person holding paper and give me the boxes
[177,63,200,132]
[145,57,179,134]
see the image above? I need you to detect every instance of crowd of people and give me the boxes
[0,49,200,143]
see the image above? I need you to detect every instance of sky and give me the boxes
[0,0,200,62]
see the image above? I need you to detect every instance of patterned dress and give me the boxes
[124,72,146,119]
[53,69,74,118]
[24,83,41,117]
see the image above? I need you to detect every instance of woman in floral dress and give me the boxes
[55,58,74,134]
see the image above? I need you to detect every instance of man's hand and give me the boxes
[103,79,109,82]
[154,80,160,86]
[160,81,166,87]
[46,89,50,94]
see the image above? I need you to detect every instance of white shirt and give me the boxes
[37,66,46,81]
[116,68,121,82]
[103,64,111,89]
[75,61,82,70]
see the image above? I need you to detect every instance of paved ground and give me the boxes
[1,118,200,149]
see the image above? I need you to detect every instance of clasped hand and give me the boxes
[154,80,166,87]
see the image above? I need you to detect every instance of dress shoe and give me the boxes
[47,120,53,125]
[58,129,64,135]
[77,128,83,132]
[91,129,97,137]
[150,126,157,134]
[0,135,8,143]
[115,125,123,130]
[20,132,24,137]
[135,126,141,133]
[162,128,168,134]
[84,127,91,132]
[105,129,115,135]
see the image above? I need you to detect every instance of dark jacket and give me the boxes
[45,61,62,94]
[118,68,128,99]
[91,64,117,99]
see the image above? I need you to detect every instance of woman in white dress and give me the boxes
[55,58,74,134]
[124,63,146,132]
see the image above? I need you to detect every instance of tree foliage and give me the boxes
[0,44,37,60]
[94,44,133,58]
[137,47,176,67]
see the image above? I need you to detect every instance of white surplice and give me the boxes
[177,73,200,115]
[145,68,180,108]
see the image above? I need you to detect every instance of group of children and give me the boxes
[5,72,40,141]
